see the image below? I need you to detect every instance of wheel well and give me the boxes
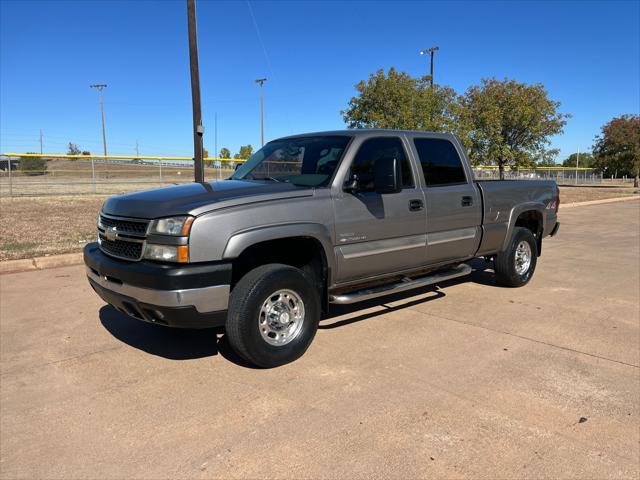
[231,237,329,310]
[515,210,543,254]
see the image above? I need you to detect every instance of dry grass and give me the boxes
[0,195,106,260]
[559,185,637,204]
[0,185,637,261]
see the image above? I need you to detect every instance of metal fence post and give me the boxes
[8,156,12,197]
[91,156,96,194]
[159,159,163,184]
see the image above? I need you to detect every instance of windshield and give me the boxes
[231,135,352,187]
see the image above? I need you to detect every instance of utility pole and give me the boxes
[187,0,204,183]
[39,129,43,154]
[214,112,219,179]
[89,84,108,158]
[419,46,440,87]
[135,140,139,158]
[255,78,267,146]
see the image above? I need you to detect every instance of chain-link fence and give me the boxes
[472,166,609,185]
[1,153,635,197]
[0,154,245,197]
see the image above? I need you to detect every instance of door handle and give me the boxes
[461,196,473,207]
[409,199,424,211]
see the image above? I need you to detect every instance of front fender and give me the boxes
[222,222,336,274]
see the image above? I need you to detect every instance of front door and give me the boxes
[333,136,426,283]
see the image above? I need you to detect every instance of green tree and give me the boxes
[593,115,640,187]
[537,148,560,166]
[460,78,569,179]
[234,145,253,160]
[562,152,594,168]
[18,153,47,176]
[219,147,231,159]
[81,150,91,156]
[67,142,81,160]
[341,67,460,133]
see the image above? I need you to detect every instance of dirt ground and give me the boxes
[1,201,638,479]
[0,186,637,261]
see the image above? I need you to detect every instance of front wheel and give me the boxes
[226,264,320,368]
[494,227,538,287]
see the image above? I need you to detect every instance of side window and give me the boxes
[349,137,414,192]
[413,138,467,186]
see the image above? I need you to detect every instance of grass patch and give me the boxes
[1,241,38,252]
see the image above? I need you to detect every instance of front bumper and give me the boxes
[84,243,231,328]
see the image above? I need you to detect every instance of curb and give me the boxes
[560,195,639,209]
[0,195,638,275]
[0,252,84,275]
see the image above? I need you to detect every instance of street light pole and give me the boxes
[187,0,205,183]
[255,78,267,146]
[90,84,108,157]
[419,46,440,87]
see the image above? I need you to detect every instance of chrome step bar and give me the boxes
[329,264,472,305]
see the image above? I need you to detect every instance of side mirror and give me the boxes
[373,157,402,194]
[344,174,360,193]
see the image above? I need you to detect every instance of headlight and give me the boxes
[144,244,189,263]
[148,216,194,236]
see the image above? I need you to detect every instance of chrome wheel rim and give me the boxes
[258,289,305,346]
[515,240,532,275]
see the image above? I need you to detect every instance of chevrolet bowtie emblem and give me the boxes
[105,226,117,242]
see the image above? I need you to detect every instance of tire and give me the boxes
[226,263,320,368]
[494,227,538,287]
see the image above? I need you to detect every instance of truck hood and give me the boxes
[101,180,314,218]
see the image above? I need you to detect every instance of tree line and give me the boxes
[342,68,639,185]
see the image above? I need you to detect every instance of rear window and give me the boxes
[413,138,466,186]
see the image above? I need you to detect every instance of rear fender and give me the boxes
[501,203,546,253]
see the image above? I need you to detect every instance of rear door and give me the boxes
[410,136,482,264]
[332,136,426,283]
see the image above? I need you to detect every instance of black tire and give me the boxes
[226,263,320,368]
[494,227,538,287]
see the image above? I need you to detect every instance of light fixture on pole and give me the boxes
[419,46,440,87]
[255,78,267,146]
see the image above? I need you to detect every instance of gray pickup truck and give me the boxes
[84,130,560,367]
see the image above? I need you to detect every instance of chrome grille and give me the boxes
[98,214,149,261]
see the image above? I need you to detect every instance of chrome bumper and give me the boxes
[86,267,229,313]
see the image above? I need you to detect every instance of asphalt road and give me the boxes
[1,201,639,479]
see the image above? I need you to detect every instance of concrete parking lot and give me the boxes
[1,200,638,479]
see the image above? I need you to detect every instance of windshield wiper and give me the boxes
[261,176,288,183]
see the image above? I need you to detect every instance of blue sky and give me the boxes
[1,0,638,161]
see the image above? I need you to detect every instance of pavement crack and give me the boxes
[407,308,640,369]
[1,345,124,378]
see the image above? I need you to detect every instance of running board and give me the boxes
[329,264,472,305]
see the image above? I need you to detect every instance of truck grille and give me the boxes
[98,214,149,261]
[98,234,144,260]
[99,215,149,236]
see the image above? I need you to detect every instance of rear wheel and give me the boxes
[226,264,320,368]
[494,227,537,287]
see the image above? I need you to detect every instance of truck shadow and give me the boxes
[99,259,496,366]
[99,306,222,360]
